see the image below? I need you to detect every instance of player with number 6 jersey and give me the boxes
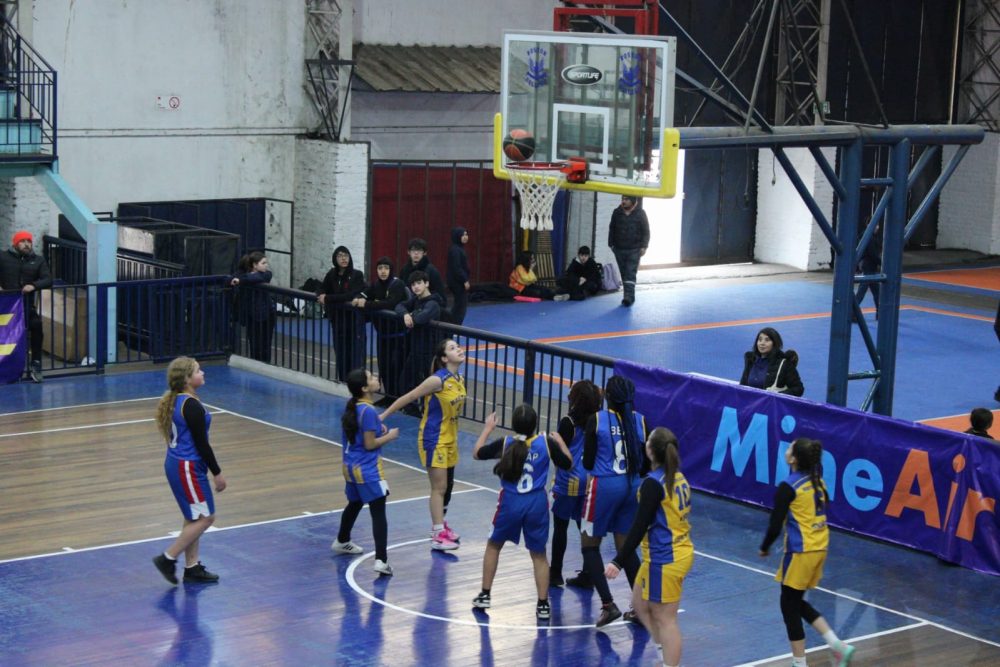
[471,405,573,621]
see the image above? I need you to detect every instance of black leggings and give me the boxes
[338,496,388,562]
[443,467,455,517]
[550,516,577,576]
[780,585,821,641]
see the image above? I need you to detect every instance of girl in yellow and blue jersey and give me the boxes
[606,427,692,667]
[550,379,603,588]
[470,404,573,621]
[759,438,856,667]
[382,338,466,550]
[331,368,400,576]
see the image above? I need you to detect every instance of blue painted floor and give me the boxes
[2,367,999,665]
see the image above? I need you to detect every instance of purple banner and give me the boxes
[617,359,1000,577]
[0,293,26,384]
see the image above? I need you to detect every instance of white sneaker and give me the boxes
[373,559,393,576]
[553,293,570,301]
[331,540,363,555]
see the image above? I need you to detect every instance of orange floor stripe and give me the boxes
[905,266,1000,291]
[920,410,999,439]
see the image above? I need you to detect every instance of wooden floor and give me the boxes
[0,398,465,560]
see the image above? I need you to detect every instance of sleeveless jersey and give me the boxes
[552,423,586,497]
[640,468,694,564]
[343,400,387,483]
[499,434,550,494]
[167,394,211,462]
[418,369,466,448]
[782,471,829,553]
[591,409,647,477]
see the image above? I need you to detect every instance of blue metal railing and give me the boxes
[44,235,184,284]
[0,20,57,159]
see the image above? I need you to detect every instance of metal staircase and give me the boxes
[0,17,55,163]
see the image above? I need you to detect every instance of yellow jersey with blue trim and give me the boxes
[782,471,829,553]
[418,369,466,448]
[640,468,694,565]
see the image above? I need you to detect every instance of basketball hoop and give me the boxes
[506,158,587,230]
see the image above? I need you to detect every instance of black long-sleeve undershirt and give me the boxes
[475,436,573,470]
[581,414,599,471]
[182,398,221,476]
[760,482,795,553]
[557,416,575,453]
[610,476,664,569]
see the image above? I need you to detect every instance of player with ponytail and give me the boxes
[470,404,573,621]
[606,427,692,667]
[152,357,227,585]
[759,438,855,667]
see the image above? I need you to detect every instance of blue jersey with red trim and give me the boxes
[167,394,211,462]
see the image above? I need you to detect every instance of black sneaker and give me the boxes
[596,602,622,628]
[549,570,564,587]
[472,591,491,609]
[536,599,551,620]
[153,554,178,584]
[566,570,593,589]
[622,608,642,626]
[184,562,220,583]
[28,362,43,384]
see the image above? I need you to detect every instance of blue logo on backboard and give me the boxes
[524,47,549,89]
[618,51,642,95]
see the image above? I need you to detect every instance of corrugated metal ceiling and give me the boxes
[353,43,501,93]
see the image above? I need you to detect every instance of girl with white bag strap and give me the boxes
[739,327,805,397]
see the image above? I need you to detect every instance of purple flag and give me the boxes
[0,293,27,384]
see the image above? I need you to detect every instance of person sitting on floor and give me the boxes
[555,245,602,301]
[509,251,556,301]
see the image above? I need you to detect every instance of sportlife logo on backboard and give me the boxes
[562,65,603,86]
[524,47,549,89]
[618,51,642,95]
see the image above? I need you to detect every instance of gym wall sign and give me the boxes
[561,65,602,85]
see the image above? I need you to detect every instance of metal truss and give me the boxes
[304,0,353,140]
[774,0,829,125]
[957,0,1000,131]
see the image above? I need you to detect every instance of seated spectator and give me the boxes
[556,245,602,301]
[965,408,996,440]
[509,250,555,300]
[739,327,804,397]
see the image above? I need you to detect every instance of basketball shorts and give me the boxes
[580,474,640,538]
[420,438,458,469]
[776,550,826,590]
[489,489,549,553]
[345,479,390,504]
[551,491,584,522]
[638,555,693,604]
[165,456,214,520]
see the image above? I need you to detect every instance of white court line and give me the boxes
[729,622,928,667]
[0,395,160,417]
[695,549,1000,650]
[0,408,226,439]
[206,404,495,493]
[344,538,612,631]
[0,488,486,564]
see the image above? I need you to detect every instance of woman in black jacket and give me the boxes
[355,256,410,403]
[317,246,366,381]
[739,327,804,397]
[231,251,276,363]
[446,227,471,325]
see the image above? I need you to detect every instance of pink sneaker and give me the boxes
[441,522,460,542]
[431,529,459,551]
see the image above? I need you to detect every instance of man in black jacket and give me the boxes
[399,238,447,303]
[608,196,649,307]
[0,230,52,382]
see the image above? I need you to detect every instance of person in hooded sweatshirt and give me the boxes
[398,238,447,302]
[354,256,410,405]
[739,327,804,397]
[317,246,366,382]
[394,270,447,413]
[446,228,471,325]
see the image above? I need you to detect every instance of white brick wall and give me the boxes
[756,147,835,270]
[0,177,59,247]
[293,139,370,287]
[939,134,1000,255]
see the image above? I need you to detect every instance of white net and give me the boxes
[507,162,567,230]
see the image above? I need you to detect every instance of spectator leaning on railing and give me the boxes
[0,230,52,382]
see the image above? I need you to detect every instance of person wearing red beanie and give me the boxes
[1,229,52,382]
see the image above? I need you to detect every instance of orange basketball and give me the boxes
[502,129,536,162]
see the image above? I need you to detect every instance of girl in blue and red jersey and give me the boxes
[470,404,573,621]
[606,427,693,667]
[331,368,400,576]
[152,357,227,585]
[579,374,649,627]
[550,379,603,588]
[759,438,856,667]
